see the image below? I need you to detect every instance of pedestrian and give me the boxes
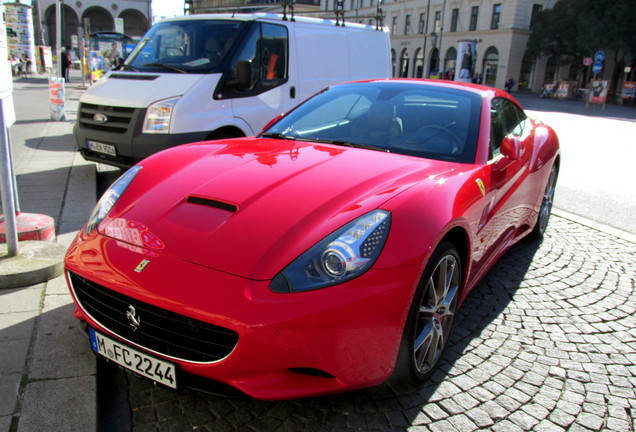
[61,47,71,82]
[505,77,515,93]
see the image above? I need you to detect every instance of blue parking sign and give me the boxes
[594,51,605,63]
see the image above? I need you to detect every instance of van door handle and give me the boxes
[290,86,296,98]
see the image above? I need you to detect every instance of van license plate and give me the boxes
[87,140,117,156]
[88,328,177,389]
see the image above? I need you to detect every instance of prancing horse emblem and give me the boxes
[134,259,150,273]
[126,305,141,331]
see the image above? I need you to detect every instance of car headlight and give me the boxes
[85,166,142,235]
[142,97,179,134]
[271,210,391,293]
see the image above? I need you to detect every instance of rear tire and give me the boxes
[390,241,462,388]
[530,163,558,239]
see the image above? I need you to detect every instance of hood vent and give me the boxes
[187,196,238,213]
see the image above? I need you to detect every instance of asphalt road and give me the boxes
[516,94,636,235]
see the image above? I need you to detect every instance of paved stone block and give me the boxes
[28,294,94,380]
[17,376,96,432]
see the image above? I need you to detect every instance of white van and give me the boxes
[74,13,391,168]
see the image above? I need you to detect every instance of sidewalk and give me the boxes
[1,70,98,431]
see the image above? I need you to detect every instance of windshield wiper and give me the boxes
[121,64,139,72]
[143,63,188,74]
[260,132,297,140]
[298,137,390,152]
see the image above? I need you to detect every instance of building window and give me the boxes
[530,4,543,29]
[434,10,441,33]
[405,14,411,35]
[391,16,397,35]
[451,8,458,32]
[470,6,479,31]
[418,13,426,34]
[491,4,501,29]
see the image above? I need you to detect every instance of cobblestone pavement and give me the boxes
[115,215,636,432]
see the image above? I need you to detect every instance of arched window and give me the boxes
[519,53,536,90]
[429,47,439,78]
[399,49,409,78]
[544,55,559,84]
[482,46,499,87]
[391,49,397,77]
[443,47,457,80]
[414,48,424,78]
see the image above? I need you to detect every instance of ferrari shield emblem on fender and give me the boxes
[476,178,486,197]
[134,259,150,273]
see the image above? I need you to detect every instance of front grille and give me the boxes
[68,272,239,363]
[78,103,136,134]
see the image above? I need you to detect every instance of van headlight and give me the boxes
[85,166,142,234]
[142,97,179,134]
[270,210,391,293]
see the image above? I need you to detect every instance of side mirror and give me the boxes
[226,60,252,90]
[500,135,522,160]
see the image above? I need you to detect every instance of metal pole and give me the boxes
[56,0,62,78]
[0,100,19,256]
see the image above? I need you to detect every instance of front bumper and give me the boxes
[64,233,420,400]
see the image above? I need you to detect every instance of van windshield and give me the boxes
[124,20,246,74]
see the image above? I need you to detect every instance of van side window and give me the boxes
[261,23,288,83]
[228,22,288,96]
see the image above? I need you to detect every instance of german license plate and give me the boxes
[87,140,117,156]
[89,328,177,389]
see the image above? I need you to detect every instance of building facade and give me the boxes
[323,0,559,91]
[33,0,151,49]
[189,0,321,14]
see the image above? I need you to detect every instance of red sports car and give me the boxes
[65,79,559,400]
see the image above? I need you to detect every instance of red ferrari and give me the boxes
[65,79,560,400]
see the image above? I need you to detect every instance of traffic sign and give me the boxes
[583,57,593,67]
[592,62,603,74]
[594,51,605,63]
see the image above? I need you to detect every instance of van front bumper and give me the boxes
[75,123,210,169]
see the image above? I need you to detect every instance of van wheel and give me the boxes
[390,241,462,389]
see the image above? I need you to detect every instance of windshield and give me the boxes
[264,82,482,163]
[124,20,246,74]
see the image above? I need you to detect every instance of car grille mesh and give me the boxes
[68,272,239,363]
[78,103,135,134]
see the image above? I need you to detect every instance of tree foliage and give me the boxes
[527,0,636,64]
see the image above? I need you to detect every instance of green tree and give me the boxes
[527,0,636,89]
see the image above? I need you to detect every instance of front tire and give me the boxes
[390,241,462,388]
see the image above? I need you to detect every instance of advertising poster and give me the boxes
[1,3,16,127]
[49,77,66,121]
[555,82,569,99]
[4,3,36,75]
[456,40,476,83]
[89,50,104,82]
[590,80,609,104]
[621,81,635,100]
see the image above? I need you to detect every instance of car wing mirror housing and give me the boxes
[501,135,522,160]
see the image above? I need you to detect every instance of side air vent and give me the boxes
[187,196,238,213]
[109,73,159,80]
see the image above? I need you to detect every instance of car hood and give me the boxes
[80,72,212,108]
[99,138,458,280]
